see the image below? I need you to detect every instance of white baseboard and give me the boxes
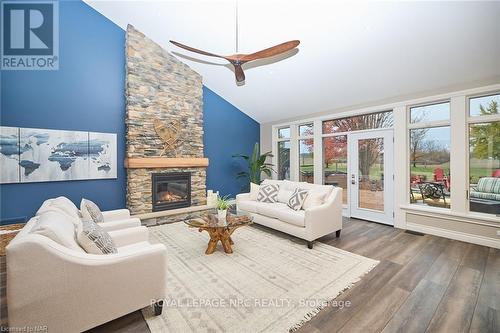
[407,222,500,249]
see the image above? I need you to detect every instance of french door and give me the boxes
[348,130,394,225]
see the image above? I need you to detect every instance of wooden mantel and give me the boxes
[124,157,209,169]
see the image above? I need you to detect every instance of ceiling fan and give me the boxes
[170,40,300,84]
[169,2,300,84]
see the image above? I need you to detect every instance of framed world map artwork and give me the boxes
[0,127,117,184]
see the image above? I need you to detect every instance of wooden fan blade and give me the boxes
[170,40,226,59]
[237,40,300,62]
[233,63,245,83]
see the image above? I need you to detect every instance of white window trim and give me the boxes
[274,126,291,181]
[271,83,500,228]
[407,99,453,211]
[465,91,500,217]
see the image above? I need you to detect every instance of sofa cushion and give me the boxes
[30,211,84,252]
[300,183,334,210]
[80,198,104,223]
[249,182,260,201]
[36,196,81,220]
[256,202,289,219]
[237,200,259,213]
[282,180,300,191]
[117,241,151,254]
[257,184,279,203]
[277,188,294,204]
[77,219,117,255]
[287,188,309,210]
[476,177,500,194]
[470,190,500,201]
[262,179,283,187]
[276,208,306,227]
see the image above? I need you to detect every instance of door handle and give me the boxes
[351,174,356,185]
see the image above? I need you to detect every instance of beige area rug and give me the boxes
[142,222,378,333]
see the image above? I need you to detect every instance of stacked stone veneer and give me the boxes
[126,25,206,215]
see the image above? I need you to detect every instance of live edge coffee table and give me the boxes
[184,212,253,255]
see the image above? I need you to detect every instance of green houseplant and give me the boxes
[216,194,232,220]
[233,142,274,186]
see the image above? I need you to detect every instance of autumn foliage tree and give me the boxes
[304,112,393,178]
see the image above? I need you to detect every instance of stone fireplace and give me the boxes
[125,25,207,219]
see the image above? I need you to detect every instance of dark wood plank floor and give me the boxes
[1,218,499,333]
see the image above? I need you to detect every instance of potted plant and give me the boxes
[233,142,274,186]
[216,195,232,221]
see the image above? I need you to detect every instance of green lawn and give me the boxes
[411,163,491,183]
[300,162,493,183]
[300,163,384,180]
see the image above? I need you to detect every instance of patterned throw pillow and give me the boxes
[77,219,117,254]
[287,188,309,211]
[80,198,104,223]
[257,184,280,203]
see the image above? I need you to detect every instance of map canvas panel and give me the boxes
[0,126,20,184]
[19,128,89,182]
[88,132,117,179]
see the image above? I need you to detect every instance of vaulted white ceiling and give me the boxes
[85,1,500,123]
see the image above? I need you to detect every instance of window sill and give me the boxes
[400,204,500,228]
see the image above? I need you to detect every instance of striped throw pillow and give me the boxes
[77,219,117,254]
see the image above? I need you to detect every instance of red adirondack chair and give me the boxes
[433,168,445,182]
[492,169,500,178]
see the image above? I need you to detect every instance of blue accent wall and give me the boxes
[203,87,260,198]
[0,1,259,223]
[0,1,125,223]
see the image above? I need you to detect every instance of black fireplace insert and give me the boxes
[151,172,191,212]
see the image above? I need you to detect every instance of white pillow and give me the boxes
[30,211,83,252]
[80,198,104,223]
[262,179,283,187]
[277,188,294,203]
[249,183,260,201]
[299,183,334,210]
[302,191,327,210]
[36,196,81,220]
[282,180,299,191]
[77,219,117,255]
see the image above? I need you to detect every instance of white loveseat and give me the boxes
[236,180,342,248]
[6,209,167,332]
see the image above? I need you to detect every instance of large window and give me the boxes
[323,136,347,204]
[468,93,500,215]
[410,102,450,123]
[409,102,451,209]
[298,123,314,183]
[323,111,393,134]
[277,127,290,180]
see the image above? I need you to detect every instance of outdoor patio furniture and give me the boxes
[418,182,450,208]
[469,177,500,214]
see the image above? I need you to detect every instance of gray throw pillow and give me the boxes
[287,188,309,211]
[77,219,117,254]
[80,198,104,223]
[257,184,280,203]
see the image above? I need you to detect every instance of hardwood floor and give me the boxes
[1,218,498,333]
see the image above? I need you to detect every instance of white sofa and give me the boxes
[36,196,141,231]
[6,210,167,332]
[236,180,342,248]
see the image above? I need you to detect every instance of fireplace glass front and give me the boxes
[152,172,191,211]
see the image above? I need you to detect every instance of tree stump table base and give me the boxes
[185,212,253,255]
